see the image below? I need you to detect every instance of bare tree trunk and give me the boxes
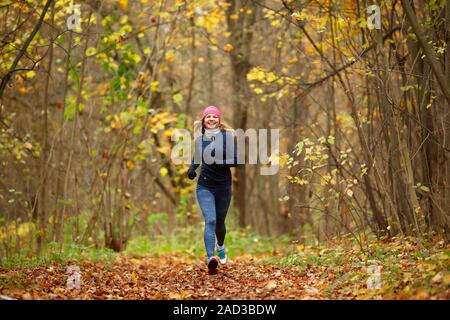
[206,43,214,103]
[62,12,93,242]
[185,15,197,117]
[54,32,73,245]
[444,0,450,241]
[37,1,55,254]
[225,0,257,227]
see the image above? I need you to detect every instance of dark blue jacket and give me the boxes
[189,131,237,187]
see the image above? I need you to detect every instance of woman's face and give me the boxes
[203,114,220,129]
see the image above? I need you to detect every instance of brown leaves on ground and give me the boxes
[0,254,325,300]
[0,250,448,300]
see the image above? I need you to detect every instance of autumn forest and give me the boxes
[0,0,449,300]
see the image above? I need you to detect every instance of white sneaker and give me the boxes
[216,245,227,265]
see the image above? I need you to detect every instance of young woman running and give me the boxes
[187,106,237,275]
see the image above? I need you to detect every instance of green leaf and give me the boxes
[86,47,97,56]
[173,93,183,106]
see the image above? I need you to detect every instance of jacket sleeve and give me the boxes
[189,158,200,172]
[188,137,202,172]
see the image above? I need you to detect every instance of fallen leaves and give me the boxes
[0,237,448,300]
[0,254,326,300]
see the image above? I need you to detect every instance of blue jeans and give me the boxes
[196,184,232,259]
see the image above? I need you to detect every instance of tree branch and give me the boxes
[0,0,54,100]
[301,26,401,90]
[400,0,450,105]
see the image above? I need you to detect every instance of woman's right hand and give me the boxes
[187,169,197,180]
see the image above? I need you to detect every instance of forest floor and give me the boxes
[1,237,449,300]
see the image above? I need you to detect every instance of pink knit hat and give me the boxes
[202,106,221,119]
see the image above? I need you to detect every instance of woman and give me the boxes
[187,106,237,275]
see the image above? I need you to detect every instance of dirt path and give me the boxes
[0,254,327,300]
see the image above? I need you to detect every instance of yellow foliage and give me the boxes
[0,222,35,240]
[271,20,281,27]
[165,50,175,63]
[164,128,176,139]
[159,167,169,177]
[86,47,97,56]
[26,70,36,79]
[223,43,234,52]
[120,15,128,25]
[119,0,128,11]
[127,160,135,170]
[157,146,170,154]
[150,81,159,92]
[247,67,266,82]
[204,12,222,32]
[279,153,288,168]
